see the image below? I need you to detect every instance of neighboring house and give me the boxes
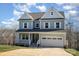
[15,8,66,47]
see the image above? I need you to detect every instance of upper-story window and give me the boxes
[36,23,39,28]
[51,12,53,15]
[23,23,27,28]
[56,22,60,28]
[45,23,49,28]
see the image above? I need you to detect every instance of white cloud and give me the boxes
[69,10,77,14]
[63,5,73,10]
[26,3,36,8]
[36,5,47,12]
[1,18,18,29]
[70,3,79,6]
[56,3,64,5]
[68,10,77,16]
[13,3,31,12]
[13,10,24,16]
[18,4,31,12]
[2,21,12,25]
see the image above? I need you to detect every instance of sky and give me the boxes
[0,3,79,30]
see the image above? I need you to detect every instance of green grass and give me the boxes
[65,48,79,56]
[0,45,26,52]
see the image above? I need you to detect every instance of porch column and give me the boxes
[29,33,31,46]
[40,20,41,29]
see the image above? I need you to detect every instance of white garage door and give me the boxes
[40,35,64,47]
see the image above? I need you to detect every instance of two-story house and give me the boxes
[15,8,66,47]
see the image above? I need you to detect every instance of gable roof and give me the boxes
[29,12,45,20]
[20,12,33,20]
[59,12,65,18]
[19,9,65,20]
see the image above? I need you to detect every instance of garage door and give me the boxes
[40,35,64,47]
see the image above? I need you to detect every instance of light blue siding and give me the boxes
[19,19,64,29]
[40,19,64,29]
[19,20,33,29]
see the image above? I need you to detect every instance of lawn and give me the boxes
[0,45,26,52]
[65,48,79,56]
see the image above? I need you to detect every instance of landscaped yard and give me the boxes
[65,48,79,56]
[0,45,26,52]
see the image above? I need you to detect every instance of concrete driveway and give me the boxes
[0,48,73,56]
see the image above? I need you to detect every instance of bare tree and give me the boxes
[0,29,16,45]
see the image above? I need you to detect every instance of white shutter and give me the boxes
[27,22,29,29]
[59,22,61,29]
[48,22,50,29]
[54,22,56,29]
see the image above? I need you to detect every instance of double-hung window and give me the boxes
[35,23,39,28]
[23,23,27,28]
[45,23,49,28]
[54,22,61,29]
[56,22,60,29]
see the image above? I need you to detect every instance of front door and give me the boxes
[31,34,39,45]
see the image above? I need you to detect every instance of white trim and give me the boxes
[40,21,41,29]
[59,22,61,29]
[29,33,31,46]
[54,22,56,29]
[49,22,50,29]
[20,33,22,40]
[31,22,33,29]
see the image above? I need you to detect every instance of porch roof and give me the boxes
[16,29,66,32]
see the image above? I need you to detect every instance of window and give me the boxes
[21,34,28,40]
[24,23,27,28]
[51,12,53,15]
[36,23,39,28]
[56,22,59,28]
[58,38,62,40]
[45,23,48,28]
[42,38,46,39]
[48,38,51,39]
[53,38,56,40]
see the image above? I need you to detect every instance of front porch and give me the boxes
[15,33,39,47]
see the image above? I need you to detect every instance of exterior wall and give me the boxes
[19,19,64,30]
[19,20,33,29]
[40,19,64,29]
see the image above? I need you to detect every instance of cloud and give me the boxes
[1,18,18,29]
[63,5,74,10]
[13,9,24,16]
[26,3,36,8]
[68,10,78,16]
[70,3,79,6]
[56,3,64,5]
[36,5,47,12]
[69,10,77,14]
[13,3,31,12]
[19,4,31,12]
